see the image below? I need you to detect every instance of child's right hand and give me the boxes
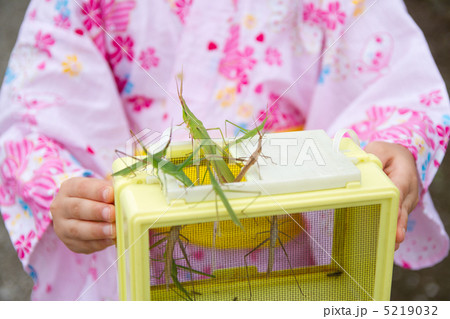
[50,177,116,254]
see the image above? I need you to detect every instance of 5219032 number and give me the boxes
[384,306,438,316]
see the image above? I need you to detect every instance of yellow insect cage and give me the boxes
[112,130,399,301]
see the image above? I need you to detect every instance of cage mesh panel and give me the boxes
[148,205,380,301]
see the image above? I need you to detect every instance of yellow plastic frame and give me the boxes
[112,137,399,301]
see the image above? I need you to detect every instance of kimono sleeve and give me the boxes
[305,0,450,269]
[0,0,130,271]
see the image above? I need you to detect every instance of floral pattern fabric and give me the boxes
[0,0,449,300]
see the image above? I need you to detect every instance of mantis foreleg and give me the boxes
[277,236,304,297]
[267,215,278,276]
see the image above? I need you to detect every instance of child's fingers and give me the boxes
[402,174,420,214]
[62,177,114,203]
[65,238,115,255]
[394,182,419,250]
[64,219,116,241]
[365,141,419,251]
[64,197,115,222]
[364,141,392,166]
[396,206,408,246]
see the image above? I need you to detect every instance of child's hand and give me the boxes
[364,141,420,251]
[50,177,116,254]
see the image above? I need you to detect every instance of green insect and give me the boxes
[113,129,195,188]
[150,226,215,301]
[244,215,304,299]
[176,77,236,184]
[176,76,267,228]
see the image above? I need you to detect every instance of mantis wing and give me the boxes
[208,165,243,228]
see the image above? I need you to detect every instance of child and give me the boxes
[0,0,448,300]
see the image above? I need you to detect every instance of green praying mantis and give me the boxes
[243,215,304,299]
[176,77,267,227]
[149,225,215,301]
[114,76,266,228]
[113,77,268,299]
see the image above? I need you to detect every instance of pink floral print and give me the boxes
[17,92,65,125]
[303,1,346,30]
[350,105,450,198]
[350,106,437,160]
[110,35,134,67]
[81,0,102,31]
[303,3,322,24]
[80,0,136,56]
[54,14,71,29]
[127,95,153,112]
[219,25,257,93]
[355,33,394,84]
[320,1,346,31]
[420,90,443,107]
[0,137,72,238]
[265,47,282,66]
[104,1,136,32]
[0,139,34,206]
[21,175,57,214]
[81,0,136,32]
[35,31,55,58]
[436,124,450,151]
[138,48,159,70]
[35,136,66,160]
[15,231,35,260]
[174,0,193,24]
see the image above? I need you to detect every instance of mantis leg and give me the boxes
[114,149,146,178]
[244,237,270,300]
[276,236,304,297]
[177,237,197,300]
[278,231,294,241]
[205,127,227,145]
[151,268,166,280]
[266,216,279,276]
[149,236,168,250]
[224,120,248,139]
[224,118,267,152]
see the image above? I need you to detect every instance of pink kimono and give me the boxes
[0,0,449,300]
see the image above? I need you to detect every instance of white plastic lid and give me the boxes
[156,130,361,203]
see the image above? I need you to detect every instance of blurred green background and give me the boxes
[0,0,449,300]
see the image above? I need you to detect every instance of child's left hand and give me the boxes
[364,141,420,251]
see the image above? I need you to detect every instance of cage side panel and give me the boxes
[128,223,151,301]
[116,192,130,300]
[149,212,314,300]
[373,198,398,300]
[334,205,380,301]
[147,205,380,301]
